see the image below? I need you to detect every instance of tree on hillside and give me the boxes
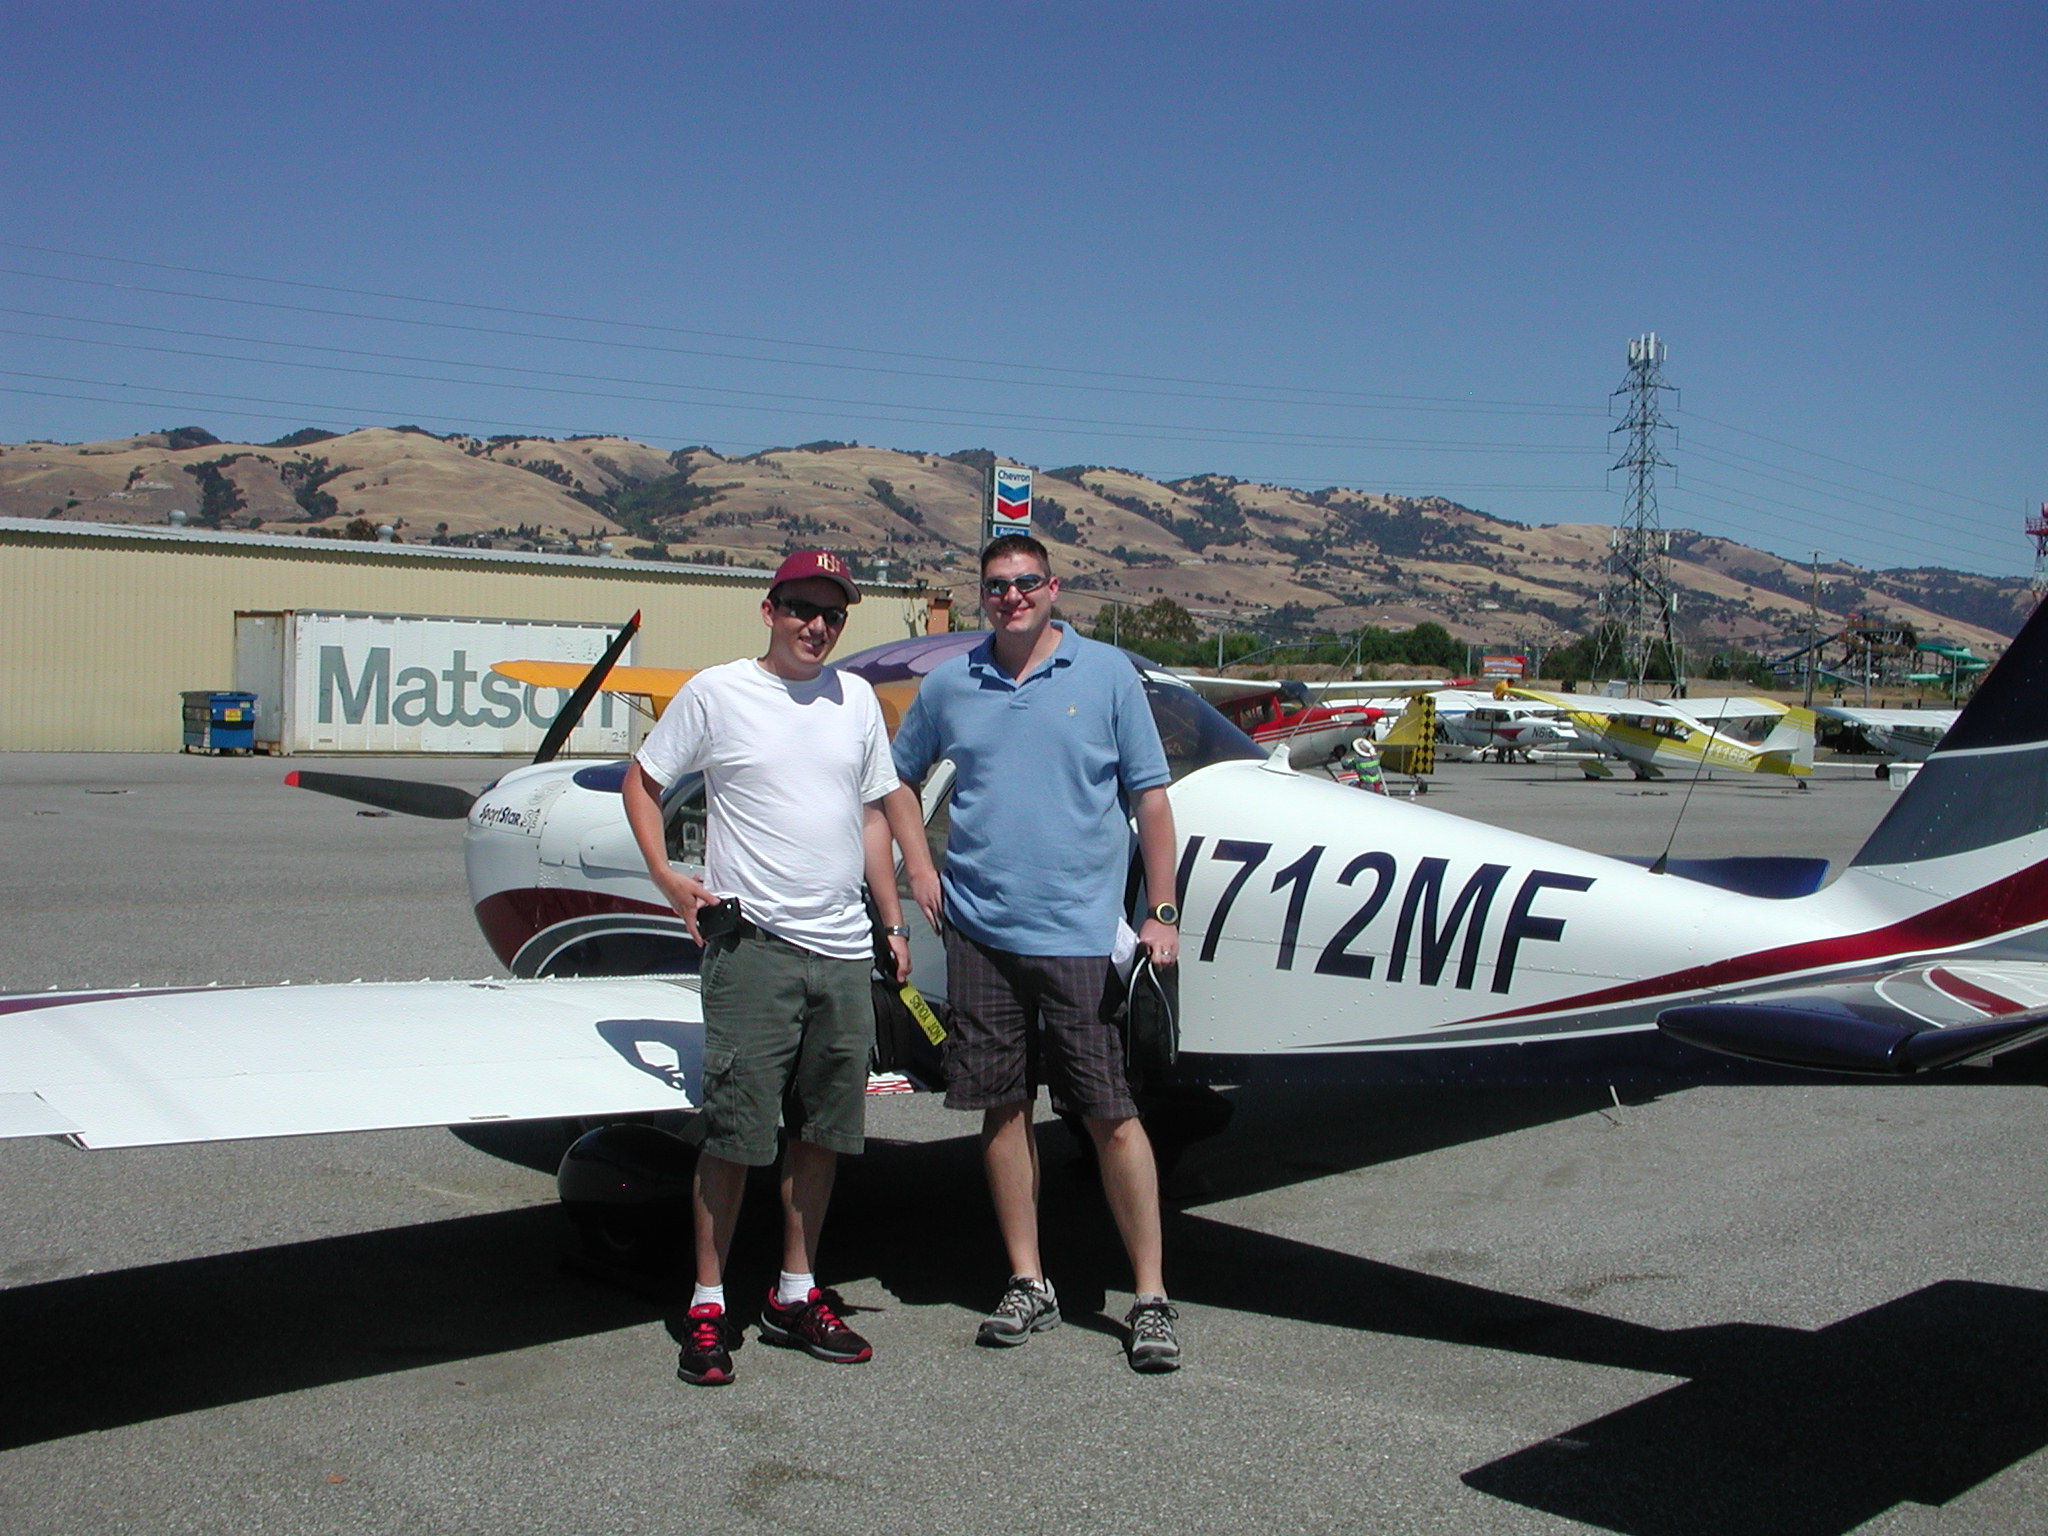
[1091,596,1198,646]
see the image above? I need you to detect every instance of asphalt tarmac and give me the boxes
[1,751,2044,1536]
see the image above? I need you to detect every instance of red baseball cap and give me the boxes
[769,549,861,605]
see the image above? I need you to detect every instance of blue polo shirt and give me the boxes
[892,622,1171,957]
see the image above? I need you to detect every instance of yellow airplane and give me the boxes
[1498,684,1816,780]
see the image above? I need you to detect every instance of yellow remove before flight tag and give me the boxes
[899,983,946,1045]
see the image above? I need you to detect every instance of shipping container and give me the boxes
[234,610,637,756]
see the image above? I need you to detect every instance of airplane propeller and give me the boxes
[284,611,642,818]
[282,770,479,820]
[530,610,642,766]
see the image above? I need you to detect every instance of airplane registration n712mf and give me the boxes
[4,603,2047,1161]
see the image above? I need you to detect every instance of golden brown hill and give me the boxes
[0,426,2024,652]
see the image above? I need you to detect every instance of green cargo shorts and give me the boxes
[696,927,875,1167]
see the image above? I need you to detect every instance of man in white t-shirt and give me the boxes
[622,550,937,1387]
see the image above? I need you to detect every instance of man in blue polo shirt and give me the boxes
[891,534,1185,1372]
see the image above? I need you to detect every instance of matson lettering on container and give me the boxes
[235,610,634,755]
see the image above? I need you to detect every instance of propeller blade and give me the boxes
[284,771,476,820]
[532,611,642,766]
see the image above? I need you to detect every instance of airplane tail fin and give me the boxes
[1380,694,1436,776]
[1757,705,1817,771]
[1847,602,2048,899]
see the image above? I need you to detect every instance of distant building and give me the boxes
[0,519,926,751]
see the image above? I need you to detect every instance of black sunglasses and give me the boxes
[981,573,1050,598]
[776,598,847,626]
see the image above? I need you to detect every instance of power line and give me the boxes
[1678,446,2016,566]
[0,382,638,445]
[1669,482,2015,575]
[1681,436,1974,525]
[1675,472,2016,570]
[0,255,1601,418]
[6,244,2014,545]
[0,322,1608,458]
[1676,406,2013,514]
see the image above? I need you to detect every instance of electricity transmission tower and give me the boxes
[2028,503,2048,603]
[1605,333,1684,694]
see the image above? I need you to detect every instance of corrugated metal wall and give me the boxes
[0,525,929,750]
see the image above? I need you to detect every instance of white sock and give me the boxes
[691,1283,726,1312]
[777,1271,816,1307]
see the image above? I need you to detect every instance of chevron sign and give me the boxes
[989,466,1032,541]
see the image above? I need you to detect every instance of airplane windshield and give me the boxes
[1139,674,1266,780]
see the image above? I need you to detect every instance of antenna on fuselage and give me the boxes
[1648,714,1718,874]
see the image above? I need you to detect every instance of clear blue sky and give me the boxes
[4,1,2040,576]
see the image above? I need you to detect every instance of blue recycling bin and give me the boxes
[181,690,257,754]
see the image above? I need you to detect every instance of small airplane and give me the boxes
[1172,675,1383,767]
[1500,685,1818,781]
[1427,690,1580,763]
[1815,705,1960,773]
[5,603,2047,1248]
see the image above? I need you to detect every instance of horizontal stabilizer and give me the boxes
[1614,855,1830,899]
[1658,1000,2048,1076]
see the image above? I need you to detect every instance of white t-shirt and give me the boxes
[635,657,899,960]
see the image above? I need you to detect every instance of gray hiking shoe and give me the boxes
[1124,1297,1181,1373]
[976,1276,1060,1347]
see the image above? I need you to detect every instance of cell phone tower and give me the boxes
[2028,503,2048,600]
[1606,333,1685,694]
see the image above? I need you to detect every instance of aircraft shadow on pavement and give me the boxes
[1455,1275,2048,1535]
[1165,1081,1615,1206]
[1168,1213,2048,1536]
[1,1109,2040,1536]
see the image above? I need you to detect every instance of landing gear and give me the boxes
[556,1120,698,1278]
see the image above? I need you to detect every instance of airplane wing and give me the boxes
[1684,695,1794,722]
[0,977,709,1149]
[1498,685,1681,721]
[1815,706,1961,731]
[1172,675,1282,706]
[491,660,696,716]
[1302,679,1451,701]
[1659,961,2048,1075]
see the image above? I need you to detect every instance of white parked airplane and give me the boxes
[1428,690,1580,762]
[4,611,2046,1182]
[1815,705,1960,769]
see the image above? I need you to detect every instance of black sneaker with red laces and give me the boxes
[758,1287,873,1363]
[676,1303,744,1386]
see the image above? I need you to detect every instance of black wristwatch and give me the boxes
[1147,902,1180,926]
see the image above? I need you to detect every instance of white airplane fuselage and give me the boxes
[460,735,2048,1083]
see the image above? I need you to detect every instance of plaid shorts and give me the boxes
[941,929,1139,1120]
